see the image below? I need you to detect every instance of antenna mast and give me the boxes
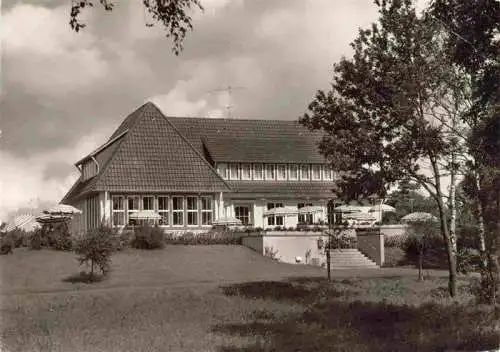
[208,85,246,118]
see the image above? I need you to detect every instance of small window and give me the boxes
[266,164,275,180]
[241,163,252,180]
[187,196,198,226]
[312,165,322,180]
[253,164,263,180]
[300,165,310,180]
[276,164,287,180]
[297,203,313,224]
[201,196,212,225]
[218,163,228,179]
[112,196,125,226]
[172,196,184,226]
[229,163,239,180]
[289,164,298,180]
[158,196,169,226]
[235,206,250,225]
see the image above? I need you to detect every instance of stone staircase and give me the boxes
[329,249,379,269]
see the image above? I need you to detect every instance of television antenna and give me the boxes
[208,85,246,119]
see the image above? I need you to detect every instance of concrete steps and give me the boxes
[329,249,379,269]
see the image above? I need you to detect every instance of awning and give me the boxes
[212,216,243,226]
[368,204,396,213]
[334,205,363,213]
[128,211,162,220]
[44,204,82,215]
[298,206,323,214]
[36,214,71,224]
[263,207,298,216]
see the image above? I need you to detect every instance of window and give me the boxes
[187,196,198,226]
[229,163,239,180]
[267,202,284,227]
[127,196,140,225]
[143,196,154,210]
[253,164,263,180]
[266,164,275,180]
[276,164,287,180]
[323,165,333,180]
[289,164,299,180]
[235,206,250,225]
[218,163,228,179]
[241,163,252,180]
[201,196,213,225]
[298,203,313,225]
[300,164,310,180]
[312,165,322,180]
[158,196,169,226]
[172,196,184,226]
[112,196,125,226]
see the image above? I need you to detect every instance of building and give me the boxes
[62,102,339,234]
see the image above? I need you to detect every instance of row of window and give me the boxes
[233,203,318,227]
[217,163,334,181]
[111,195,213,227]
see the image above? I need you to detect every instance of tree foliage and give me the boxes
[69,0,203,55]
[74,226,115,280]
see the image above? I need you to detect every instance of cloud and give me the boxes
[0,129,110,221]
[3,4,108,98]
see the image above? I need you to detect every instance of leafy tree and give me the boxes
[74,226,115,280]
[300,0,476,296]
[431,0,500,303]
[69,0,203,55]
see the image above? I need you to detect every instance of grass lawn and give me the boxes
[1,246,499,351]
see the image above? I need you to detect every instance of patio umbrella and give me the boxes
[128,210,162,220]
[212,216,243,226]
[333,205,363,213]
[401,212,438,223]
[297,206,323,214]
[36,213,72,224]
[263,207,298,216]
[44,204,82,215]
[344,212,377,221]
[368,204,396,213]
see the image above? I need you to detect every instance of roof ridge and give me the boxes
[149,103,232,191]
[167,115,303,124]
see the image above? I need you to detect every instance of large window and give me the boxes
[187,196,198,226]
[300,164,310,180]
[143,196,154,210]
[253,164,263,180]
[312,165,322,180]
[127,196,140,225]
[218,163,228,179]
[229,163,239,180]
[172,196,184,226]
[201,196,212,225]
[323,165,333,180]
[241,163,252,180]
[298,203,313,225]
[112,196,125,226]
[267,202,284,226]
[289,164,299,180]
[158,196,169,226]
[235,206,250,225]
[266,164,276,180]
[276,164,287,180]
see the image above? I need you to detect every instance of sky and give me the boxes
[1,0,430,222]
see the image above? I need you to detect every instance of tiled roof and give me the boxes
[167,117,326,163]
[62,103,230,203]
[226,181,337,199]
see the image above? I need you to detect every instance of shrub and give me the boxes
[74,226,115,279]
[384,234,408,248]
[28,229,45,250]
[131,225,165,249]
[0,234,14,255]
[112,231,133,251]
[163,229,244,245]
[45,222,73,251]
